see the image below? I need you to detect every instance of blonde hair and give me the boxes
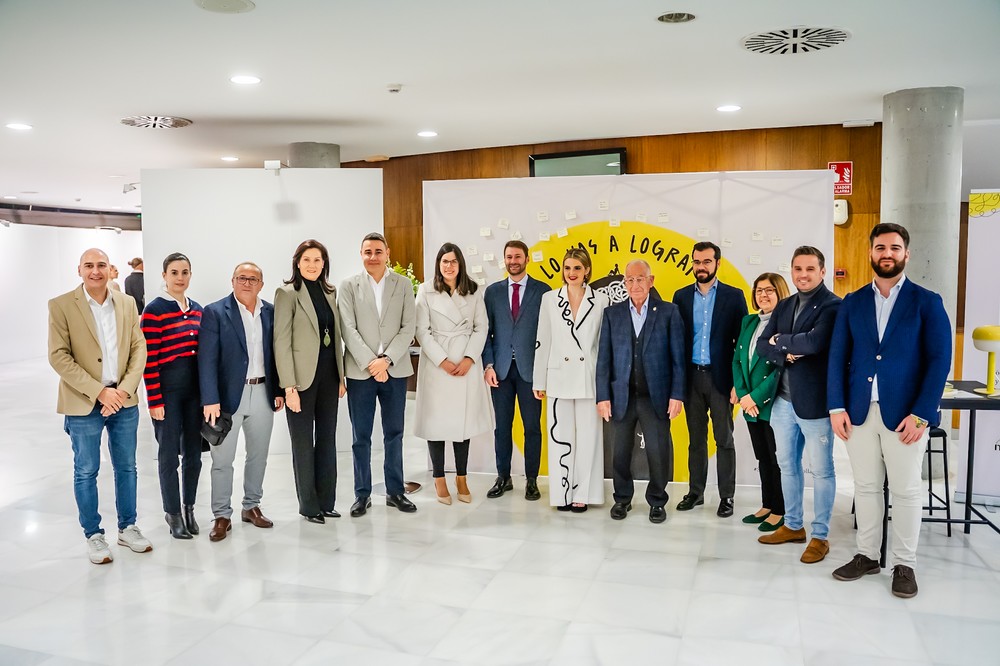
[562,247,593,284]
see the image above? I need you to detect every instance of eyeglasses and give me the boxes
[440,259,460,267]
[754,287,777,296]
[623,276,649,286]
[234,276,261,286]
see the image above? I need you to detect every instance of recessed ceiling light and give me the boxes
[108,174,124,178]
[5,123,32,130]
[95,225,123,234]
[657,12,696,23]
[230,75,261,85]
[417,130,438,138]
[3,195,16,200]
[717,104,742,112]
[111,206,123,210]
[221,156,240,162]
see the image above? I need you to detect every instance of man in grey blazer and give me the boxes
[339,232,418,516]
[483,240,551,500]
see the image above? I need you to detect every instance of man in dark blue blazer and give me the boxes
[755,247,841,565]
[597,259,686,524]
[199,262,284,541]
[482,240,551,500]
[672,242,748,517]
[828,223,951,599]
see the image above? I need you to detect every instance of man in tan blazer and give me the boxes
[48,248,152,564]
[339,232,417,516]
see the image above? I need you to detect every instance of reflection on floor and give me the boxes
[1,357,998,666]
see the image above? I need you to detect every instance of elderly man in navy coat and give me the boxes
[483,240,551,500]
[828,223,951,599]
[597,259,686,524]
[199,262,284,542]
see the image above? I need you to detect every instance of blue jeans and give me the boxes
[63,404,139,537]
[347,376,407,497]
[769,397,836,540]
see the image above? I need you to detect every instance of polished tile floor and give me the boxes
[2,357,999,665]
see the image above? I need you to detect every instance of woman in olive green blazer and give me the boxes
[732,272,789,532]
[274,240,346,523]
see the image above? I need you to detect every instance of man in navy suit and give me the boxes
[756,247,841,564]
[483,240,551,500]
[672,242,747,517]
[199,262,284,541]
[828,223,951,599]
[597,259,686,524]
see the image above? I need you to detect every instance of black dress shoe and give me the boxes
[182,505,199,535]
[524,478,541,501]
[610,502,632,520]
[675,494,704,511]
[649,506,667,523]
[717,498,735,518]
[486,477,513,499]
[350,497,372,517]
[386,494,418,513]
[304,514,326,524]
[322,509,341,519]
[165,512,193,539]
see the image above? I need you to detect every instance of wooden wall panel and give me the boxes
[344,124,883,288]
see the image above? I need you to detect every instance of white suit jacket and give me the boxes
[533,285,609,400]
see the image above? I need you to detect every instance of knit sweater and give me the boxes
[141,295,202,409]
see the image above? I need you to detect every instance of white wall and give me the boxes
[0,224,142,364]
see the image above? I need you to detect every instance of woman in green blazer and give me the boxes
[732,272,789,532]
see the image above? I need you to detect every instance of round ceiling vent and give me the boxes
[742,26,850,55]
[194,0,256,13]
[120,116,193,129]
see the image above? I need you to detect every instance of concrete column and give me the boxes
[288,142,341,168]
[881,86,963,319]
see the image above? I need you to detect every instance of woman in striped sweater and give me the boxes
[141,252,204,539]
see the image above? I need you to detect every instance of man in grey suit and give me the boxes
[483,240,551,500]
[339,232,418,516]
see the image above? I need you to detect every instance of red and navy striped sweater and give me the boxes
[141,296,203,409]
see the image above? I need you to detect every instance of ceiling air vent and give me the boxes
[119,116,193,129]
[742,27,850,55]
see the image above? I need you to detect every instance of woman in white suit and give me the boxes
[533,247,609,511]
[414,243,495,504]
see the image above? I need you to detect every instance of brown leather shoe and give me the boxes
[800,538,830,564]
[241,507,273,528]
[209,517,232,542]
[757,525,807,545]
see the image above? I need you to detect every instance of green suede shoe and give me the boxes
[758,516,785,532]
[742,511,770,524]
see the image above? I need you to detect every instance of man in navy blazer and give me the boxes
[755,246,841,564]
[483,240,551,500]
[597,259,686,524]
[672,242,748,517]
[828,223,951,599]
[199,262,284,541]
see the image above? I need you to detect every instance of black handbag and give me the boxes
[200,412,234,447]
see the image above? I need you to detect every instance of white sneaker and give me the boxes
[117,525,153,553]
[87,533,113,564]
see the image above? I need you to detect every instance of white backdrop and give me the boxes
[958,189,1000,505]
[423,170,835,481]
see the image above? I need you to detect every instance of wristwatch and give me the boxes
[911,414,928,429]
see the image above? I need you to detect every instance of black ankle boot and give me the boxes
[182,505,199,535]
[165,512,193,539]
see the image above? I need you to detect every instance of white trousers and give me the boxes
[845,402,926,568]
[546,397,604,506]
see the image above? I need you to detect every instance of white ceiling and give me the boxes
[2,0,999,214]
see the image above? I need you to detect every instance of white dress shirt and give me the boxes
[368,271,387,354]
[237,297,266,379]
[85,288,119,385]
[871,274,906,403]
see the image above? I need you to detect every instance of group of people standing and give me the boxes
[48,223,950,599]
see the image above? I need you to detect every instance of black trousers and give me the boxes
[428,440,470,478]
[684,366,736,499]
[611,394,673,507]
[746,418,785,515]
[152,388,203,513]
[286,352,339,516]
[491,358,543,478]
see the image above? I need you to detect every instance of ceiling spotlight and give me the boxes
[111,206,123,210]
[3,195,16,200]
[717,104,742,112]
[221,156,240,162]
[5,122,32,130]
[230,75,261,85]
[123,183,138,194]
[95,225,123,234]
[417,130,438,138]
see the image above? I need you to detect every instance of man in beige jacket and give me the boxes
[48,248,152,564]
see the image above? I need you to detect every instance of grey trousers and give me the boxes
[210,383,274,518]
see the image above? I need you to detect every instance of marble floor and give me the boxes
[2,357,999,666]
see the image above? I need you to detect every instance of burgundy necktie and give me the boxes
[511,282,521,320]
